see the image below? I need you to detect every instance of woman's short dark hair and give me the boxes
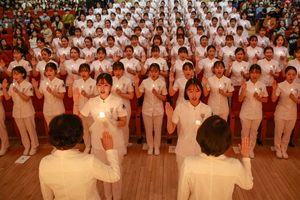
[235,47,245,55]
[184,78,203,100]
[149,63,160,72]
[48,114,83,150]
[97,73,113,85]
[97,47,106,54]
[45,62,58,71]
[197,115,232,156]
[264,46,273,54]
[70,46,80,54]
[182,62,194,71]
[112,61,124,70]
[41,48,51,55]
[79,63,90,71]
[12,66,27,79]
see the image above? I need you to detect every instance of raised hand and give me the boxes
[73,87,80,104]
[165,102,174,118]
[31,78,39,88]
[272,80,278,90]
[100,131,113,150]
[241,79,246,90]
[68,75,75,85]
[169,72,175,83]
[238,137,251,158]
[201,75,208,86]
[134,74,139,86]
[2,78,8,88]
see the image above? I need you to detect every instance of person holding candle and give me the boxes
[60,47,89,86]
[256,47,280,86]
[49,29,63,52]
[0,82,9,156]
[71,28,85,49]
[2,47,32,80]
[32,62,66,126]
[272,66,300,159]
[245,35,264,66]
[54,36,71,61]
[211,26,226,48]
[2,67,39,156]
[83,19,96,37]
[225,47,249,86]
[169,62,195,107]
[90,47,113,79]
[166,78,212,171]
[81,37,97,61]
[120,45,141,82]
[233,26,249,48]
[272,34,289,70]
[171,47,193,81]
[218,35,237,69]
[238,64,268,158]
[257,26,270,48]
[111,62,134,155]
[39,114,120,200]
[68,63,98,154]
[177,116,253,200]
[73,73,127,200]
[30,37,50,62]
[93,27,107,49]
[286,47,300,83]
[195,45,219,79]
[202,61,234,121]
[30,48,59,81]
[194,35,208,61]
[135,63,168,155]
[105,36,122,63]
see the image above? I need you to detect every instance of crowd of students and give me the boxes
[0,0,300,199]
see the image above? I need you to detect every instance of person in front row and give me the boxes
[177,115,253,200]
[39,114,120,200]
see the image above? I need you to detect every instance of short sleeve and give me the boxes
[261,84,268,97]
[116,99,127,117]
[161,83,168,95]
[58,81,66,93]
[25,84,34,97]
[227,80,235,92]
[172,106,180,124]
[80,99,91,117]
[275,85,281,96]
[127,82,134,92]
[138,80,145,93]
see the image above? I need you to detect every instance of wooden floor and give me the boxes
[1,136,300,200]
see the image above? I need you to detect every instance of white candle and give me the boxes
[291,88,294,93]
[12,83,15,86]
[81,85,84,89]
[71,65,74,70]
[241,66,244,72]
[195,120,201,126]
[116,84,119,88]
[152,84,155,88]
[99,112,105,118]
[46,82,49,86]
[255,88,258,92]
[219,84,222,88]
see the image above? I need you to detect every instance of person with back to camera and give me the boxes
[39,114,120,200]
[177,115,253,200]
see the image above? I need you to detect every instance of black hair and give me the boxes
[197,115,232,156]
[184,78,203,100]
[12,66,27,79]
[235,47,245,55]
[149,63,160,72]
[285,66,297,74]
[112,61,124,70]
[48,114,83,149]
[97,47,106,54]
[79,63,90,72]
[249,64,261,73]
[45,62,58,71]
[96,73,113,85]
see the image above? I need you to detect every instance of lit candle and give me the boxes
[71,65,74,70]
[291,88,294,93]
[12,83,15,86]
[99,112,105,118]
[195,120,201,126]
[255,88,258,92]
[81,85,84,89]
[241,66,244,72]
[46,82,49,86]
[152,84,155,88]
[116,84,119,88]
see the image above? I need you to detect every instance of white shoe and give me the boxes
[147,148,153,155]
[276,151,282,159]
[0,148,8,156]
[249,151,255,158]
[23,148,30,156]
[282,152,288,159]
[83,147,91,154]
[29,148,38,156]
[154,148,160,155]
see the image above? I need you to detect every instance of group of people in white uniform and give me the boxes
[0,0,299,199]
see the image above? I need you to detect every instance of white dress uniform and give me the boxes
[39,77,66,125]
[287,58,300,83]
[172,101,212,170]
[111,76,134,151]
[0,84,9,152]
[103,27,116,37]
[147,45,168,58]
[139,78,168,150]
[51,38,64,51]
[93,20,105,28]
[172,77,189,107]
[144,57,168,81]
[214,35,226,46]
[239,80,268,152]
[35,60,58,81]
[219,45,236,69]
[195,45,208,60]
[72,36,85,48]
[246,46,264,66]
[80,94,127,200]
[73,77,97,151]
[7,59,32,81]
[198,57,219,79]
[171,59,193,81]
[132,45,145,59]
[229,60,249,86]
[273,46,289,70]
[90,59,112,80]
[120,57,141,82]
[39,149,120,200]
[178,154,253,200]
[274,80,300,154]
[33,47,52,62]
[105,46,122,63]
[8,80,39,151]
[233,34,248,47]
[239,19,251,38]
[63,58,86,86]
[257,59,280,86]
[114,35,130,48]
[93,36,107,49]
[83,27,96,37]
[171,45,193,60]
[257,36,270,47]
[207,75,234,120]
[57,47,71,58]
[81,47,97,60]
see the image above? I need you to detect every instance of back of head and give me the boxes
[197,116,232,156]
[48,114,83,150]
